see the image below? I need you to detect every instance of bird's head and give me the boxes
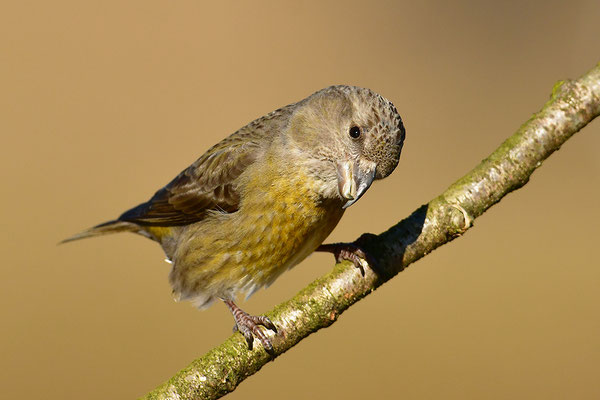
[287,85,405,208]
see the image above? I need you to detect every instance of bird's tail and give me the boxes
[60,220,140,244]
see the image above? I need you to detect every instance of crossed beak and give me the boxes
[336,159,377,209]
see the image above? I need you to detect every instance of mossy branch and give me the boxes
[142,62,600,400]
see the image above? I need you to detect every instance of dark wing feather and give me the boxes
[118,105,294,226]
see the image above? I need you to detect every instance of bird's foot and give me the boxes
[317,233,378,276]
[224,300,277,354]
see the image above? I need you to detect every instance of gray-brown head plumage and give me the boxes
[286,85,405,207]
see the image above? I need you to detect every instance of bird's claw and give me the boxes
[235,314,277,354]
[334,243,369,276]
[226,300,277,354]
[317,234,378,276]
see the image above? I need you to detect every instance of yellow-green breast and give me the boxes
[169,155,344,309]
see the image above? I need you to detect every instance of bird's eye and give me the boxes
[349,126,361,139]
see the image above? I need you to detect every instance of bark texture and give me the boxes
[143,62,600,400]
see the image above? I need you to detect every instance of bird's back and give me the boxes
[62,103,298,252]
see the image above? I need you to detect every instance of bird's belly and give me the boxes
[170,193,344,308]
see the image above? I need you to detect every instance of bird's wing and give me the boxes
[119,106,293,226]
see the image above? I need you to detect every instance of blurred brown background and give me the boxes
[1,1,599,399]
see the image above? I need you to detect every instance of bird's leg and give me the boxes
[224,299,277,354]
[316,233,379,276]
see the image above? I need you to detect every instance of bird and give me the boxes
[63,85,406,353]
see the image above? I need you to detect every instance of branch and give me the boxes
[142,62,600,400]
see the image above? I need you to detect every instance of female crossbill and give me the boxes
[65,85,405,352]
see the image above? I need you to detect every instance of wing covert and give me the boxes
[118,105,294,226]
